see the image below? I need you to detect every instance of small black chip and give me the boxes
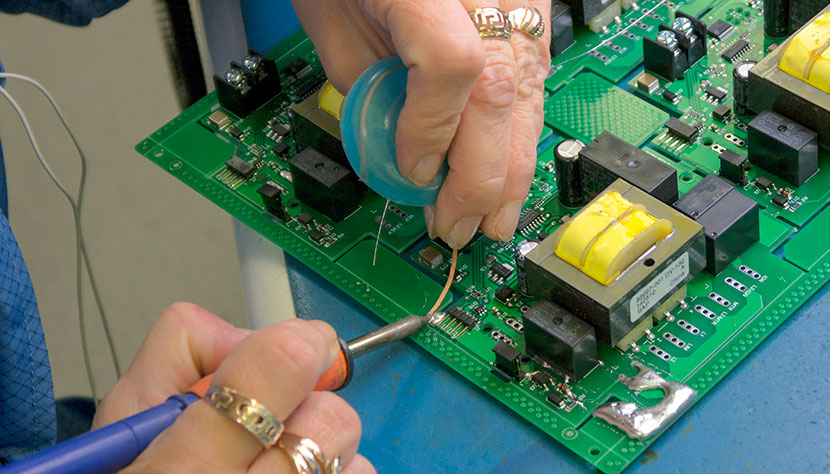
[531,371,553,387]
[297,212,314,226]
[495,285,516,304]
[546,392,566,408]
[705,86,728,102]
[772,193,788,208]
[227,125,245,139]
[284,58,311,78]
[492,341,521,378]
[666,117,699,143]
[272,142,290,158]
[271,123,290,138]
[257,182,288,220]
[755,176,773,192]
[225,156,255,178]
[308,229,325,244]
[490,262,514,280]
[721,39,750,62]
[712,104,732,122]
[538,231,550,240]
[662,89,679,103]
[516,208,542,234]
[707,19,734,40]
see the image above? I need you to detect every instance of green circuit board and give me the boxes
[136,1,830,472]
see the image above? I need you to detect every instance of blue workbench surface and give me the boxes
[286,255,829,473]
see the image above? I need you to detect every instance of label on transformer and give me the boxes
[630,252,690,322]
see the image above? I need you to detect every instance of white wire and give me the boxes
[0,73,122,402]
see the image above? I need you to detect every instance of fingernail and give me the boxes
[493,201,524,241]
[446,216,482,249]
[408,155,442,186]
[424,206,436,239]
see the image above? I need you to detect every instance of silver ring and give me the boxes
[469,7,513,40]
[509,7,546,39]
[279,433,342,474]
[203,386,284,447]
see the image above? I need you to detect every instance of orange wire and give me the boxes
[428,249,458,314]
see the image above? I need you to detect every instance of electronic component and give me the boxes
[732,60,756,116]
[637,73,659,94]
[579,132,679,204]
[284,58,312,78]
[750,4,830,148]
[214,51,281,117]
[553,139,585,207]
[594,361,696,440]
[526,180,705,345]
[447,306,478,328]
[772,192,789,208]
[515,239,541,297]
[643,14,707,81]
[778,10,830,94]
[531,371,552,388]
[516,208,543,234]
[755,176,774,192]
[586,1,621,33]
[764,0,789,37]
[704,86,728,103]
[296,212,314,226]
[495,285,517,304]
[549,1,575,56]
[719,150,748,185]
[418,246,444,269]
[293,78,325,99]
[492,341,521,378]
[207,110,231,129]
[712,104,732,123]
[288,147,364,222]
[272,142,290,158]
[489,262,514,282]
[291,88,348,165]
[707,19,733,40]
[662,89,679,104]
[673,175,760,274]
[256,181,288,220]
[721,39,750,63]
[224,156,255,178]
[748,110,818,186]
[270,122,290,139]
[308,228,325,244]
[227,125,245,140]
[546,391,566,408]
[523,300,598,381]
[563,0,616,25]
[665,118,699,143]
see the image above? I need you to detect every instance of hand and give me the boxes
[93,303,375,473]
[292,0,551,248]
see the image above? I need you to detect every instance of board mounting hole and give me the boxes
[288,201,300,208]
[482,324,493,332]
[520,356,531,363]
[644,258,655,267]
[702,137,714,146]
[589,448,601,456]
[681,173,694,182]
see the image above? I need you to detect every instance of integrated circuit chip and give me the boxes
[713,104,732,122]
[721,39,750,62]
[516,208,542,234]
[495,285,517,304]
[227,125,245,140]
[707,19,734,40]
[705,86,728,102]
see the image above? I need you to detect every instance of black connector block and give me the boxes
[492,342,521,379]
[748,110,819,187]
[579,131,678,204]
[257,182,289,221]
[719,150,748,185]
[214,50,281,118]
[288,147,365,222]
[673,175,759,275]
[643,13,707,81]
[523,300,597,381]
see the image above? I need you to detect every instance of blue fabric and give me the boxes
[0,0,127,26]
[241,0,300,53]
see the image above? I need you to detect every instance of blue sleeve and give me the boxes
[0,0,128,26]
[241,0,301,53]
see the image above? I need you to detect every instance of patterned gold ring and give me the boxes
[469,7,513,40]
[204,386,284,447]
[509,7,546,40]
[279,433,343,474]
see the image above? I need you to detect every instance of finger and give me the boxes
[249,391,363,473]
[93,302,250,428]
[344,454,378,474]
[359,0,486,186]
[432,1,518,248]
[128,319,339,471]
[480,0,551,240]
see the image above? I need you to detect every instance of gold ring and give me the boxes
[469,7,513,40]
[204,386,284,447]
[279,433,342,474]
[509,7,546,39]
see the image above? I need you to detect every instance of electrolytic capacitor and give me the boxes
[733,60,757,116]
[553,139,585,208]
[515,239,541,297]
[763,0,789,38]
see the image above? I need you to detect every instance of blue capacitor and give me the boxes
[340,56,448,206]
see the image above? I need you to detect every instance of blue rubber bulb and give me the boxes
[341,56,448,206]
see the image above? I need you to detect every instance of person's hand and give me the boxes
[93,302,375,473]
[292,0,551,248]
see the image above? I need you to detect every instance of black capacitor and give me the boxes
[733,60,757,116]
[553,139,585,207]
[515,239,541,297]
[764,0,789,38]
